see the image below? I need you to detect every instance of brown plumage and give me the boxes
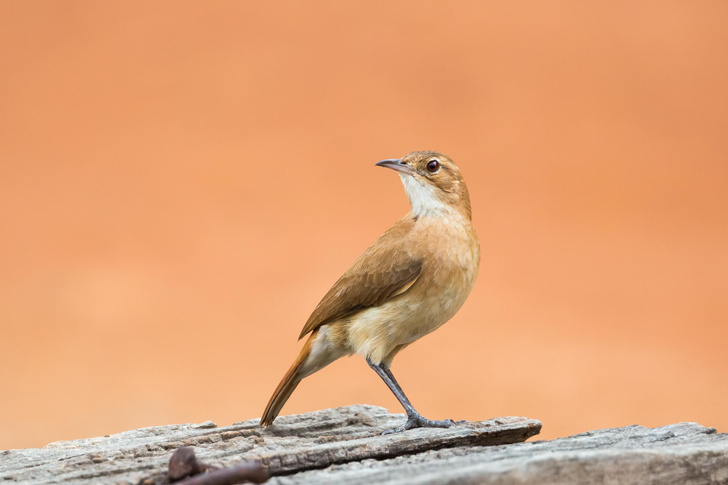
[260,151,480,433]
[261,329,316,426]
[298,218,423,339]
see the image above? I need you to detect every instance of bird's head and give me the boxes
[376,151,472,220]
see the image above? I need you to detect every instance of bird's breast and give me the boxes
[344,215,480,362]
[405,219,480,337]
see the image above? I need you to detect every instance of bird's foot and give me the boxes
[382,415,461,435]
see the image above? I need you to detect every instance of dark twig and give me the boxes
[169,447,207,481]
[175,462,269,485]
[168,446,269,485]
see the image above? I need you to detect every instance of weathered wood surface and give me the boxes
[0,405,541,484]
[3,405,726,485]
[271,420,728,485]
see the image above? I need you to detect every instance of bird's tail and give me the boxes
[260,330,318,427]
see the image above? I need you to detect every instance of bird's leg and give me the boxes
[366,358,456,434]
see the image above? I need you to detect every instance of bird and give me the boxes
[260,151,480,434]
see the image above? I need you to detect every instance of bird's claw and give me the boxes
[382,416,460,435]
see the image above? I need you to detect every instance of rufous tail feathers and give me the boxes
[260,330,317,427]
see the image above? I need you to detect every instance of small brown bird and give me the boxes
[260,151,480,433]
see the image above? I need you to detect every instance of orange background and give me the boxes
[1,2,727,450]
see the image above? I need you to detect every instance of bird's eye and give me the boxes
[426,159,440,173]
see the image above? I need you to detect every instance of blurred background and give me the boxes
[1,1,727,450]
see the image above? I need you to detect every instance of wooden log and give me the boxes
[5,404,726,484]
[0,405,540,484]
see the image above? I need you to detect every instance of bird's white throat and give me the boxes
[399,174,450,218]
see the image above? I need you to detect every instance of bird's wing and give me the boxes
[298,221,422,339]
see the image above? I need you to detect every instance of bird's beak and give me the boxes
[375,159,417,176]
